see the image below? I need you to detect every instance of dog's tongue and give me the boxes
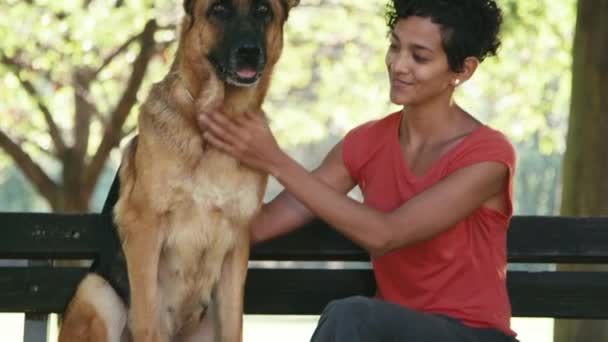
[236,68,257,79]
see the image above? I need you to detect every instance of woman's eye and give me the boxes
[413,54,428,63]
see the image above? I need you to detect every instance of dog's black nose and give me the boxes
[236,45,262,61]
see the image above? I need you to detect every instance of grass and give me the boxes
[0,314,552,342]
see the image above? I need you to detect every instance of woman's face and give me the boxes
[385,17,456,106]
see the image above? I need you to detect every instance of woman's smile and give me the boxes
[391,77,415,88]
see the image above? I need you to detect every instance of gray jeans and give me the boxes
[310,296,519,342]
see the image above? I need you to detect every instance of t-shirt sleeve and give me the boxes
[447,128,517,215]
[341,123,368,183]
[342,112,400,186]
[448,131,516,173]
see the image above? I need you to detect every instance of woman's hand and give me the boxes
[197,109,286,175]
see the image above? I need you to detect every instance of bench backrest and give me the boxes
[1,176,608,319]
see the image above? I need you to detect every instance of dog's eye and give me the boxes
[209,3,230,18]
[256,4,271,16]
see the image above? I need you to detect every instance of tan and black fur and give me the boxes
[58,1,299,341]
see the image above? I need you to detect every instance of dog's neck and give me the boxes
[172,54,269,120]
[222,84,266,115]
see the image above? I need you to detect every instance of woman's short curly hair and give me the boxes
[386,0,503,72]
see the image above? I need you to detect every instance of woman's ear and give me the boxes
[454,57,480,85]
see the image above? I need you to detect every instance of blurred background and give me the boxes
[1,0,606,341]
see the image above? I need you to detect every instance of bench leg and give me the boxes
[24,314,49,342]
[24,260,51,342]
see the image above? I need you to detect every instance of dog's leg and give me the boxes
[122,220,164,342]
[174,305,216,342]
[212,234,250,342]
[58,274,128,342]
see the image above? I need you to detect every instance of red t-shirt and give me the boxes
[342,111,517,337]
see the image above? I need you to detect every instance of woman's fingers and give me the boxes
[201,113,238,141]
[200,112,255,152]
[208,112,242,136]
[203,131,239,156]
[203,130,266,172]
[199,113,222,135]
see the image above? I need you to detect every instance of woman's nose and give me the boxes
[390,53,410,74]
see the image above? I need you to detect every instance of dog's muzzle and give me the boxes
[209,42,265,87]
[229,43,266,86]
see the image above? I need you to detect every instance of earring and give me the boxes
[453,79,460,86]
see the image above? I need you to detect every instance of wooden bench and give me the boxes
[1,175,608,341]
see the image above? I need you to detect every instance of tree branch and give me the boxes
[84,19,159,196]
[93,24,176,77]
[0,130,59,204]
[1,49,59,86]
[93,31,144,77]
[72,67,95,167]
[0,53,67,155]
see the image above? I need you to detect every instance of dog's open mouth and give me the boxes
[232,67,261,85]
[209,45,266,87]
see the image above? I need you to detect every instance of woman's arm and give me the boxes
[250,142,356,244]
[199,111,508,256]
[272,154,507,256]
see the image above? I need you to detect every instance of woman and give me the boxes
[199,0,518,341]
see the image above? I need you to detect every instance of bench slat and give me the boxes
[1,267,607,319]
[0,213,109,259]
[251,220,364,261]
[508,271,608,318]
[507,216,608,263]
[2,214,608,263]
[251,217,608,263]
[0,267,86,313]
[245,269,608,319]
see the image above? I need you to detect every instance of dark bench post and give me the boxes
[24,258,52,342]
[24,313,49,342]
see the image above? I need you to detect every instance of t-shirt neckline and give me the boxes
[392,112,487,181]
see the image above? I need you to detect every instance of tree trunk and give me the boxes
[555,0,608,341]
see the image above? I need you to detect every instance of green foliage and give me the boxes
[459,0,575,155]
[0,0,577,215]
[0,0,175,150]
[0,166,50,212]
[457,0,576,214]
[267,1,397,145]
[0,0,177,211]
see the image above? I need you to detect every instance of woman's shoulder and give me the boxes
[477,124,512,142]
[341,111,401,180]
[448,124,517,170]
[474,125,516,156]
[345,111,401,142]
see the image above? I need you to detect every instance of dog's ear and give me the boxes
[184,0,196,16]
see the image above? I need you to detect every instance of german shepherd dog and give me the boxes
[58,0,299,341]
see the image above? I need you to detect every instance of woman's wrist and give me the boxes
[268,150,292,180]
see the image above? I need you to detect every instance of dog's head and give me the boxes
[181,0,300,87]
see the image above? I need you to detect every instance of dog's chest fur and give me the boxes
[157,150,262,330]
